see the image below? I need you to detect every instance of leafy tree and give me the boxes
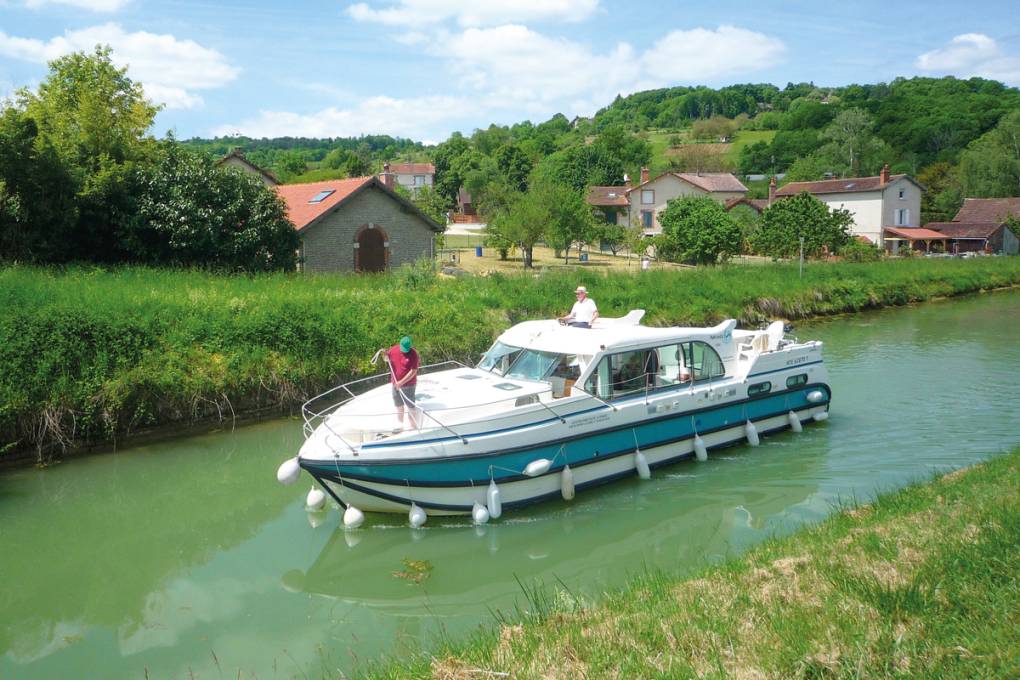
[485,189,546,268]
[959,109,1020,198]
[737,140,772,175]
[691,115,737,141]
[917,161,962,223]
[816,108,891,176]
[532,144,624,193]
[432,132,472,202]
[668,143,733,173]
[17,45,160,261]
[783,156,830,182]
[122,142,300,271]
[752,192,853,258]
[494,142,533,192]
[595,222,627,256]
[540,181,597,263]
[657,195,742,265]
[408,185,451,225]
[0,108,77,262]
[594,125,652,176]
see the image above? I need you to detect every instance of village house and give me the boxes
[216,149,279,186]
[925,198,1020,255]
[587,168,748,234]
[380,162,435,194]
[275,175,442,273]
[774,164,923,247]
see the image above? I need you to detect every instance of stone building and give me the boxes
[276,176,443,273]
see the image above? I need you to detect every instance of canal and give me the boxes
[2,291,1019,679]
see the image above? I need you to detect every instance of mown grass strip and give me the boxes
[365,446,1020,679]
[2,257,1020,459]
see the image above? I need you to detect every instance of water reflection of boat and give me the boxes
[282,313,830,522]
[289,444,825,612]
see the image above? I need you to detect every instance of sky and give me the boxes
[1,0,1019,144]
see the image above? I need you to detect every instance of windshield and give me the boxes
[505,349,561,381]
[478,341,524,376]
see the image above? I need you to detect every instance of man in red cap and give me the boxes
[385,335,420,430]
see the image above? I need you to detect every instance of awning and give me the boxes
[882,227,949,240]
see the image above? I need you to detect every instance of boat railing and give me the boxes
[301,360,468,441]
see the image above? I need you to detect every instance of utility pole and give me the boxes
[799,236,805,278]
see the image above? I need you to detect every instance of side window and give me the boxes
[549,354,581,398]
[682,341,726,381]
[748,381,771,396]
[583,357,611,399]
[786,373,808,388]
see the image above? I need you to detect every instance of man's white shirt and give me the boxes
[570,298,598,324]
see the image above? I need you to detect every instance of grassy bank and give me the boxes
[3,257,1020,460]
[367,446,1020,679]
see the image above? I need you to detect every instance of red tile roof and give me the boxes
[588,185,630,206]
[883,227,951,240]
[724,197,769,212]
[952,198,1020,224]
[274,176,442,232]
[925,222,1002,239]
[388,163,435,175]
[775,174,909,197]
[275,176,375,231]
[676,173,748,193]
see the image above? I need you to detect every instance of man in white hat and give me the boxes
[559,286,599,328]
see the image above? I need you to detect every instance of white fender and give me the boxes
[787,410,803,433]
[409,502,427,528]
[806,390,826,403]
[276,457,300,485]
[813,411,829,422]
[487,480,502,519]
[343,505,364,529]
[560,465,575,500]
[472,501,490,524]
[745,420,760,447]
[635,450,651,480]
[524,458,552,477]
[694,434,708,462]
[305,486,326,510]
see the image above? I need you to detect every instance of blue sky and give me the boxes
[2,0,1019,143]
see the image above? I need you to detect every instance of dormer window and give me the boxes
[308,190,335,204]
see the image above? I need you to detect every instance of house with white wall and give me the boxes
[587,168,748,234]
[380,162,435,194]
[774,165,923,246]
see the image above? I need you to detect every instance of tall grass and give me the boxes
[363,446,1020,679]
[3,257,1020,460]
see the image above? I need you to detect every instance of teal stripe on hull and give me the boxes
[303,385,828,486]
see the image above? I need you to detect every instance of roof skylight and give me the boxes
[308,189,335,204]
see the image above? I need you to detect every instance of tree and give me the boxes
[752,192,853,259]
[17,45,161,261]
[959,109,1020,198]
[539,181,597,264]
[531,144,624,193]
[668,143,733,173]
[122,142,300,271]
[783,155,830,182]
[494,142,533,192]
[737,140,772,175]
[408,185,451,225]
[691,115,736,141]
[917,161,962,223]
[657,195,743,265]
[816,108,890,176]
[485,190,546,268]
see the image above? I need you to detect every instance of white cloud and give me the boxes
[347,0,598,27]
[0,23,239,109]
[916,33,1020,85]
[24,0,131,11]
[211,94,478,140]
[641,26,787,83]
[216,23,784,139]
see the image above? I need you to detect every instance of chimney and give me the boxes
[879,163,890,185]
[768,176,777,206]
[623,173,631,187]
[379,161,395,188]
[640,167,649,184]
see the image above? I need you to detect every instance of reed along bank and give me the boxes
[3,257,1020,461]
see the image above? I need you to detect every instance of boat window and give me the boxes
[478,341,523,376]
[786,373,808,388]
[748,381,771,396]
[583,347,672,400]
[681,341,726,381]
[505,349,561,382]
[548,354,581,398]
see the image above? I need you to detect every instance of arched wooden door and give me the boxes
[357,227,386,272]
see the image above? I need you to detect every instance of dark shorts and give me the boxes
[392,384,416,407]
[568,321,591,328]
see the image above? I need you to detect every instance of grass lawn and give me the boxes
[366,445,1020,679]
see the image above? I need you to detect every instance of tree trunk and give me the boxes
[523,246,533,269]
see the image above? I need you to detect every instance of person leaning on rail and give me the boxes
[558,286,599,328]
[382,335,420,430]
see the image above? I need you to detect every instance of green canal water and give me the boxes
[3,291,1020,679]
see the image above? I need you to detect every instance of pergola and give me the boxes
[882,227,950,254]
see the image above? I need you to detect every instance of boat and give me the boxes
[276,311,831,525]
